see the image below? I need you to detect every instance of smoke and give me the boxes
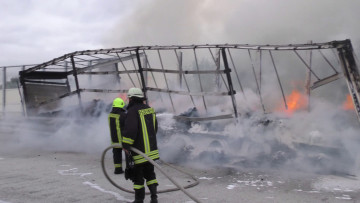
[3,0,360,177]
[102,0,360,113]
[103,0,360,49]
[2,79,359,176]
[157,94,360,175]
[1,107,111,155]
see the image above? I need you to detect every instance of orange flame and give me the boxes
[118,93,127,101]
[276,89,308,115]
[342,94,355,110]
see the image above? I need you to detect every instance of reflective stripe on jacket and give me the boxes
[108,107,126,147]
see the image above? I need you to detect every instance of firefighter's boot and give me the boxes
[114,167,124,174]
[132,188,145,203]
[148,184,158,203]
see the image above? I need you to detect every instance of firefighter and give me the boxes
[122,87,159,203]
[108,97,126,174]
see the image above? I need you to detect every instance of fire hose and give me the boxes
[101,144,202,203]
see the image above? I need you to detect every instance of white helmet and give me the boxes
[127,87,144,98]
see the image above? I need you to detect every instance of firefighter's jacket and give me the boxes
[122,100,159,165]
[108,107,126,146]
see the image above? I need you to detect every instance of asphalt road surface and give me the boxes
[1,120,360,203]
[1,146,360,202]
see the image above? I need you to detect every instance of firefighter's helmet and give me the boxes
[127,87,144,98]
[112,98,125,108]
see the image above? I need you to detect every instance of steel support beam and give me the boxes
[221,48,238,118]
[135,49,148,104]
[178,51,183,88]
[310,73,342,90]
[336,40,360,123]
[70,56,83,111]
[2,67,6,115]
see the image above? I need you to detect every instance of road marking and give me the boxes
[83,181,132,202]
[199,177,213,180]
[57,168,92,177]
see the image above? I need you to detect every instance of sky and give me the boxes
[1,0,360,67]
[0,0,139,66]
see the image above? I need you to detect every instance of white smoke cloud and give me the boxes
[103,0,360,49]
[157,94,360,175]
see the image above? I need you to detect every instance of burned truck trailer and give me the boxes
[0,39,356,174]
[16,40,360,123]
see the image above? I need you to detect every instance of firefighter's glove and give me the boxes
[125,152,135,181]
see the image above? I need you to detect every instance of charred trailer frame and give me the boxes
[16,40,360,124]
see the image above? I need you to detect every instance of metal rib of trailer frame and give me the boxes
[116,53,136,87]
[146,87,229,96]
[193,48,207,112]
[86,54,104,60]
[174,50,195,107]
[73,54,139,75]
[42,67,66,70]
[318,50,338,74]
[336,44,360,123]
[293,50,320,80]
[259,50,263,92]
[306,45,313,112]
[227,48,246,100]
[73,56,92,62]
[143,68,226,74]
[178,51,183,88]
[143,51,159,88]
[64,61,70,88]
[80,88,128,93]
[16,77,26,116]
[215,50,221,90]
[143,55,148,86]
[115,63,121,84]
[208,48,229,91]
[157,50,175,112]
[88,61,92,82]
[92,53,117,60]
[23,80,69,85]
[131,43,335,51]
[70,60,87,68]
[310,74,343,89]
[221,48,238,118]
[19,69,29,115]
[136,49,148,104]
[143,50,164,104]
[269,50,288,110]
[22,41,347,74]
[248,50,265,113]
[2,67,6,114]
[142,50,164,104]
[65,61,68,72]
[70,56,83,111]
[140,43,336,51]
[130,51,141,87]
[20,66,26,116]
